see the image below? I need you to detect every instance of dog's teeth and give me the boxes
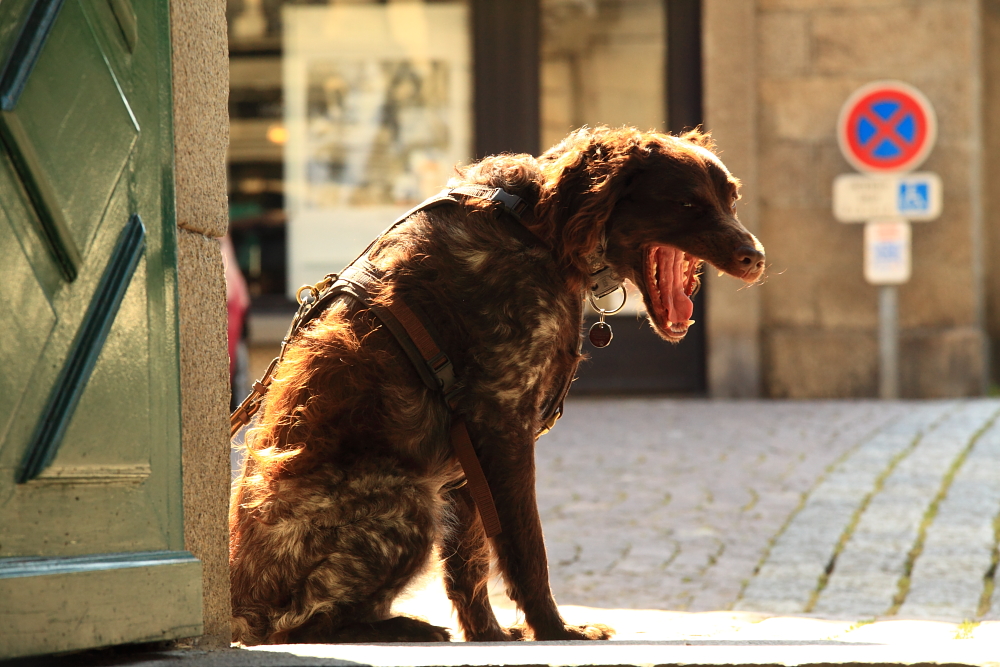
[666,320,673,328]
[686,319,695,326]
[717,270,725,277]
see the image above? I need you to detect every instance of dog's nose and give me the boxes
[736,245,765,275]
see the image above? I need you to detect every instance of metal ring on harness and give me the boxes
[588,284,627,315]
[296,284,318,305]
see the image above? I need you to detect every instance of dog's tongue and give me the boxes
[656,246,694,324]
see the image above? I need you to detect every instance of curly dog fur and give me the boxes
[230,126,765,644]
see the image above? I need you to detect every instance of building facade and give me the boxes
[227,0,1000,399]
[705,0,999,398]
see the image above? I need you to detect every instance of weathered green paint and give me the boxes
[0,555,202,658]
[18,214,146,483]
[0,0,198,658]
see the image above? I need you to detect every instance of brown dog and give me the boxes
[229,127,765,644]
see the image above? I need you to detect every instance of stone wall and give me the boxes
[748,0,986,398]
[171,0,232,647]
[984,0,1000,385]
[703,0,762,398]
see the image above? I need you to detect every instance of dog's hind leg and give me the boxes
[233,463,448,644]
[441,488,517,641]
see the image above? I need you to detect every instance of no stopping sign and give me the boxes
[837,81,937,174]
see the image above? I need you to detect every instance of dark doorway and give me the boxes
[471,0,541,157]
[574,0,706,394]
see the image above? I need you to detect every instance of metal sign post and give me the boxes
[864,219,910,398]
[878,286,898,399]
[833,81,939,399]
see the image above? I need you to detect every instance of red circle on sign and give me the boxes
[837,81,937,173]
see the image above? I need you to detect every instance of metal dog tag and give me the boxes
[589,321,613,348]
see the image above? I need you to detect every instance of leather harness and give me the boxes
[230,185,576,538]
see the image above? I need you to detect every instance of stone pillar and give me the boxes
[983,0,1000,387]
[749,0,986,398]
[703,0,762,397]
[170,0,231,647]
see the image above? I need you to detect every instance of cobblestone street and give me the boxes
[237,397,1000,636]
[521,398,1000,623]
[234,397,1000,661]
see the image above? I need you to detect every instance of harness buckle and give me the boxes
[487,188,528,220]
[428,351,459,395]
[443,381,465,410]
[589,265,623,299]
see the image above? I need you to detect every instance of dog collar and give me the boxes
[585,243,624,299]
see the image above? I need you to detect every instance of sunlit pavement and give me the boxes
[223,397,1000,665]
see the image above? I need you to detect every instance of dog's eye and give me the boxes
[731,201,738,210]
[682,202,694,208]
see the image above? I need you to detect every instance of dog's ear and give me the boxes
[533,127,654,281]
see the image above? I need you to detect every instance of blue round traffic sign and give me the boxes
[837,81,937,174]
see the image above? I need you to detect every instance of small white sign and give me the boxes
[833,172,942,223]
[864,219,911,285]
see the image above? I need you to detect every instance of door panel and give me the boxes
[0,206,57,443]
[0,0,199,658]
[0,553,201,657]
[0,0,139,280]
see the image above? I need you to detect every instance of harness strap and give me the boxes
[231,186,556,537]
[450,420,502,537]
[332,262,500,536]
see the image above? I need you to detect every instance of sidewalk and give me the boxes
[21,398,1000,666]
[270,397,1000,663]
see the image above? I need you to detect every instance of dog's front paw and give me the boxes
[464,625,525,641]
[533,623,615,641]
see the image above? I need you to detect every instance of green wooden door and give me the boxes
[0,0,201,658]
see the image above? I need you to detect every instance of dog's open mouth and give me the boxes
[644,245,702,342]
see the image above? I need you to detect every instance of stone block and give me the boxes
[765,327,878,398]
[758,141,817,209]
[585,45,665,129]
[604,0,663,40]
[985,5,1000,361]
[758,11,810,77]
[910,74,976,145]
[758,136,854,210]
[812,3,974,79]
[903,227,975,327]
[899,327,986,398]
[759,76,861,142]
[540,59,574,149]
[171,0,229,239]
[760,0,905,9]
[541,0,663,140]
[810,141,854,209]
[760,206,875,329]
[176,228,231,646]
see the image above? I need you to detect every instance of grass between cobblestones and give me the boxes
[977,510,1000,617]
[804,427,930,613]
[732,413,912,611]
[888,411,999,615]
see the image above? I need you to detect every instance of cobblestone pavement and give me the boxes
[473,397,1000,624]
[239,397,1000,631]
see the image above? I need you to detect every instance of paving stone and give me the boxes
[900,409,1000,620]
[533,398,912,611]
[737,402,956,614]
[812,401,998,618]
[239,396,1000,625]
